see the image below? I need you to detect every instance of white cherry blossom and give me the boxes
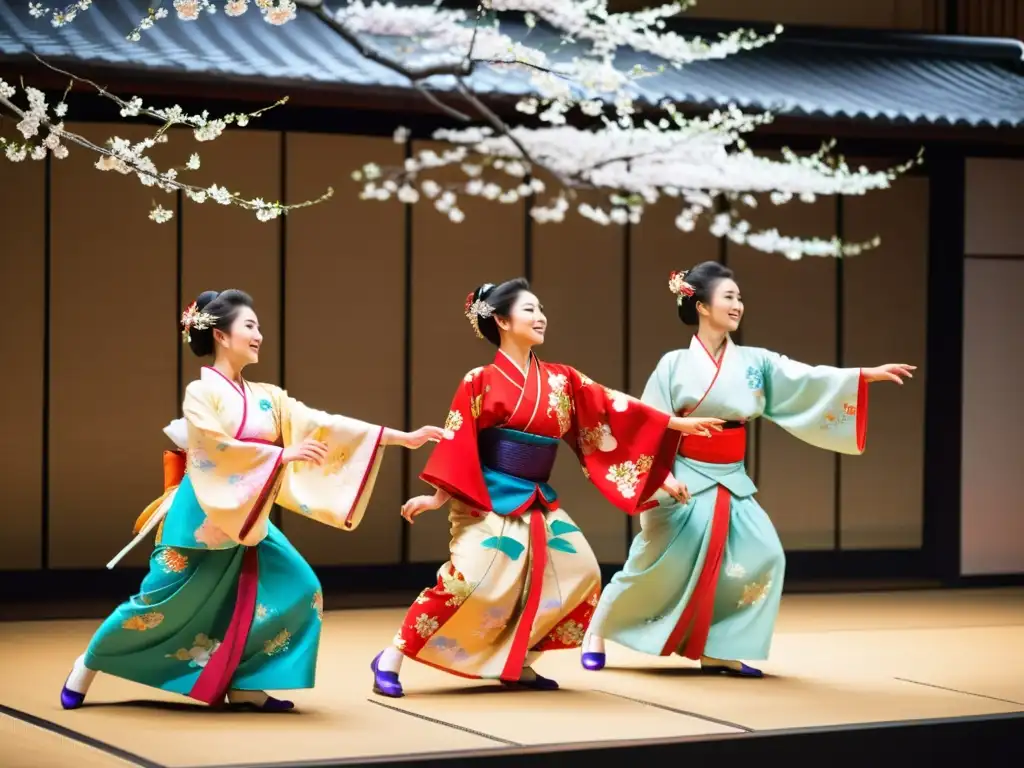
[6,1,920,254]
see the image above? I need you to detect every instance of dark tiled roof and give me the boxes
[1,0,1022,128]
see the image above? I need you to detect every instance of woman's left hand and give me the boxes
[863,364,916,385]
[661,474,691,505]
[397,425,446,449]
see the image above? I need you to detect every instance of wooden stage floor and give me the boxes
[1,588,1022,768]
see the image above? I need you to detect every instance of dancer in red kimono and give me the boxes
[369,278,723,696]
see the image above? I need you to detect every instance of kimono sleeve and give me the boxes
[760,350,868,455]
[419,370,492,511]
[182,381,284,547]
[565,367,681,515]
[273,387,386,533]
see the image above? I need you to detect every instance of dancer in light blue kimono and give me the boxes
[581,261,915,677]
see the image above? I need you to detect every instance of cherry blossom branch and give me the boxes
[11,0,924,258]
[0,73,333,223]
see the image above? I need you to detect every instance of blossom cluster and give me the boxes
[5,1,921,255]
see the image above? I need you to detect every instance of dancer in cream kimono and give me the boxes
[370,278,722,697]
[60,289,443,711]
[582,262,915,677]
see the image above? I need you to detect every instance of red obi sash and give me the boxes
[678,423,746,465]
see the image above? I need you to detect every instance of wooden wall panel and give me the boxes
[531,192,627,562]
[728,195,838,550]
[841,175,928,549]
[628,200,719,540]
[282,134,406,565]
[407,142,525,562]
[49,124,178,567]
[961,258,1024,575]
[179,130,282,397]
[0,155,46,569]
[965,159,1024,256]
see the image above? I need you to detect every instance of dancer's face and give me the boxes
[497,290,547,346]
[214,306,263,367]
[699,278,744,333]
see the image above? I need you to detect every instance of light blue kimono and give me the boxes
[591,335,867,662]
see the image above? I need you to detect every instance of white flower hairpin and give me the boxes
[180,301,218,343]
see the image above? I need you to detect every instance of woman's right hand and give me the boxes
[669,416,725,437]
[282,437,328,466]
[401,491,448,524]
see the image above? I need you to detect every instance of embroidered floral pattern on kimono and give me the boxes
[157,548,189,574]
[440,569,475,607]
[444,409,464,440]
[254,603,274,624]
[414,613,440,638]
[725,562,748,579]
[746,365,765,392]
[606,456,654,498]
[167,634,221,668]
[549,618,586,646]
[264,629,291,656]
[737,570,774,608]
[122,612,164,631]
[578,423,617,455]
[603,387,631,413]
[546,372,573,435]
[473,606,510,639]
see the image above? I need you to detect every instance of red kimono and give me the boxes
[392,350,680,681]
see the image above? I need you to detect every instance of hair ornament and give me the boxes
[181,301,218,344]
[668,270,696,305]
[464,286,495,340]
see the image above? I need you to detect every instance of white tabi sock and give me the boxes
[65,654,96,694]
[227,689,269,706]
[583,634,605,654]
[378,646,404,674]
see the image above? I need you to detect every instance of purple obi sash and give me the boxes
[478,428,559,484]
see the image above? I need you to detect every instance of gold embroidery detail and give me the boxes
[255,603,271,623]
[470,385,491,420]
[440,569,475,607]
[578,372,594,386]
[546,373,573,436]
[321,445,348,475]
[737,571,774,608]
[549,619,586,646]
[166,634,220,666]
[443,409,464,440]
[264,629,292,656]
[157,548,189,573]
[414,613,440,638]
[392,633,407,650]
[464,367,485,382]
[605,455,654,498]
[122,612,165,631]
[578,422,616,455]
